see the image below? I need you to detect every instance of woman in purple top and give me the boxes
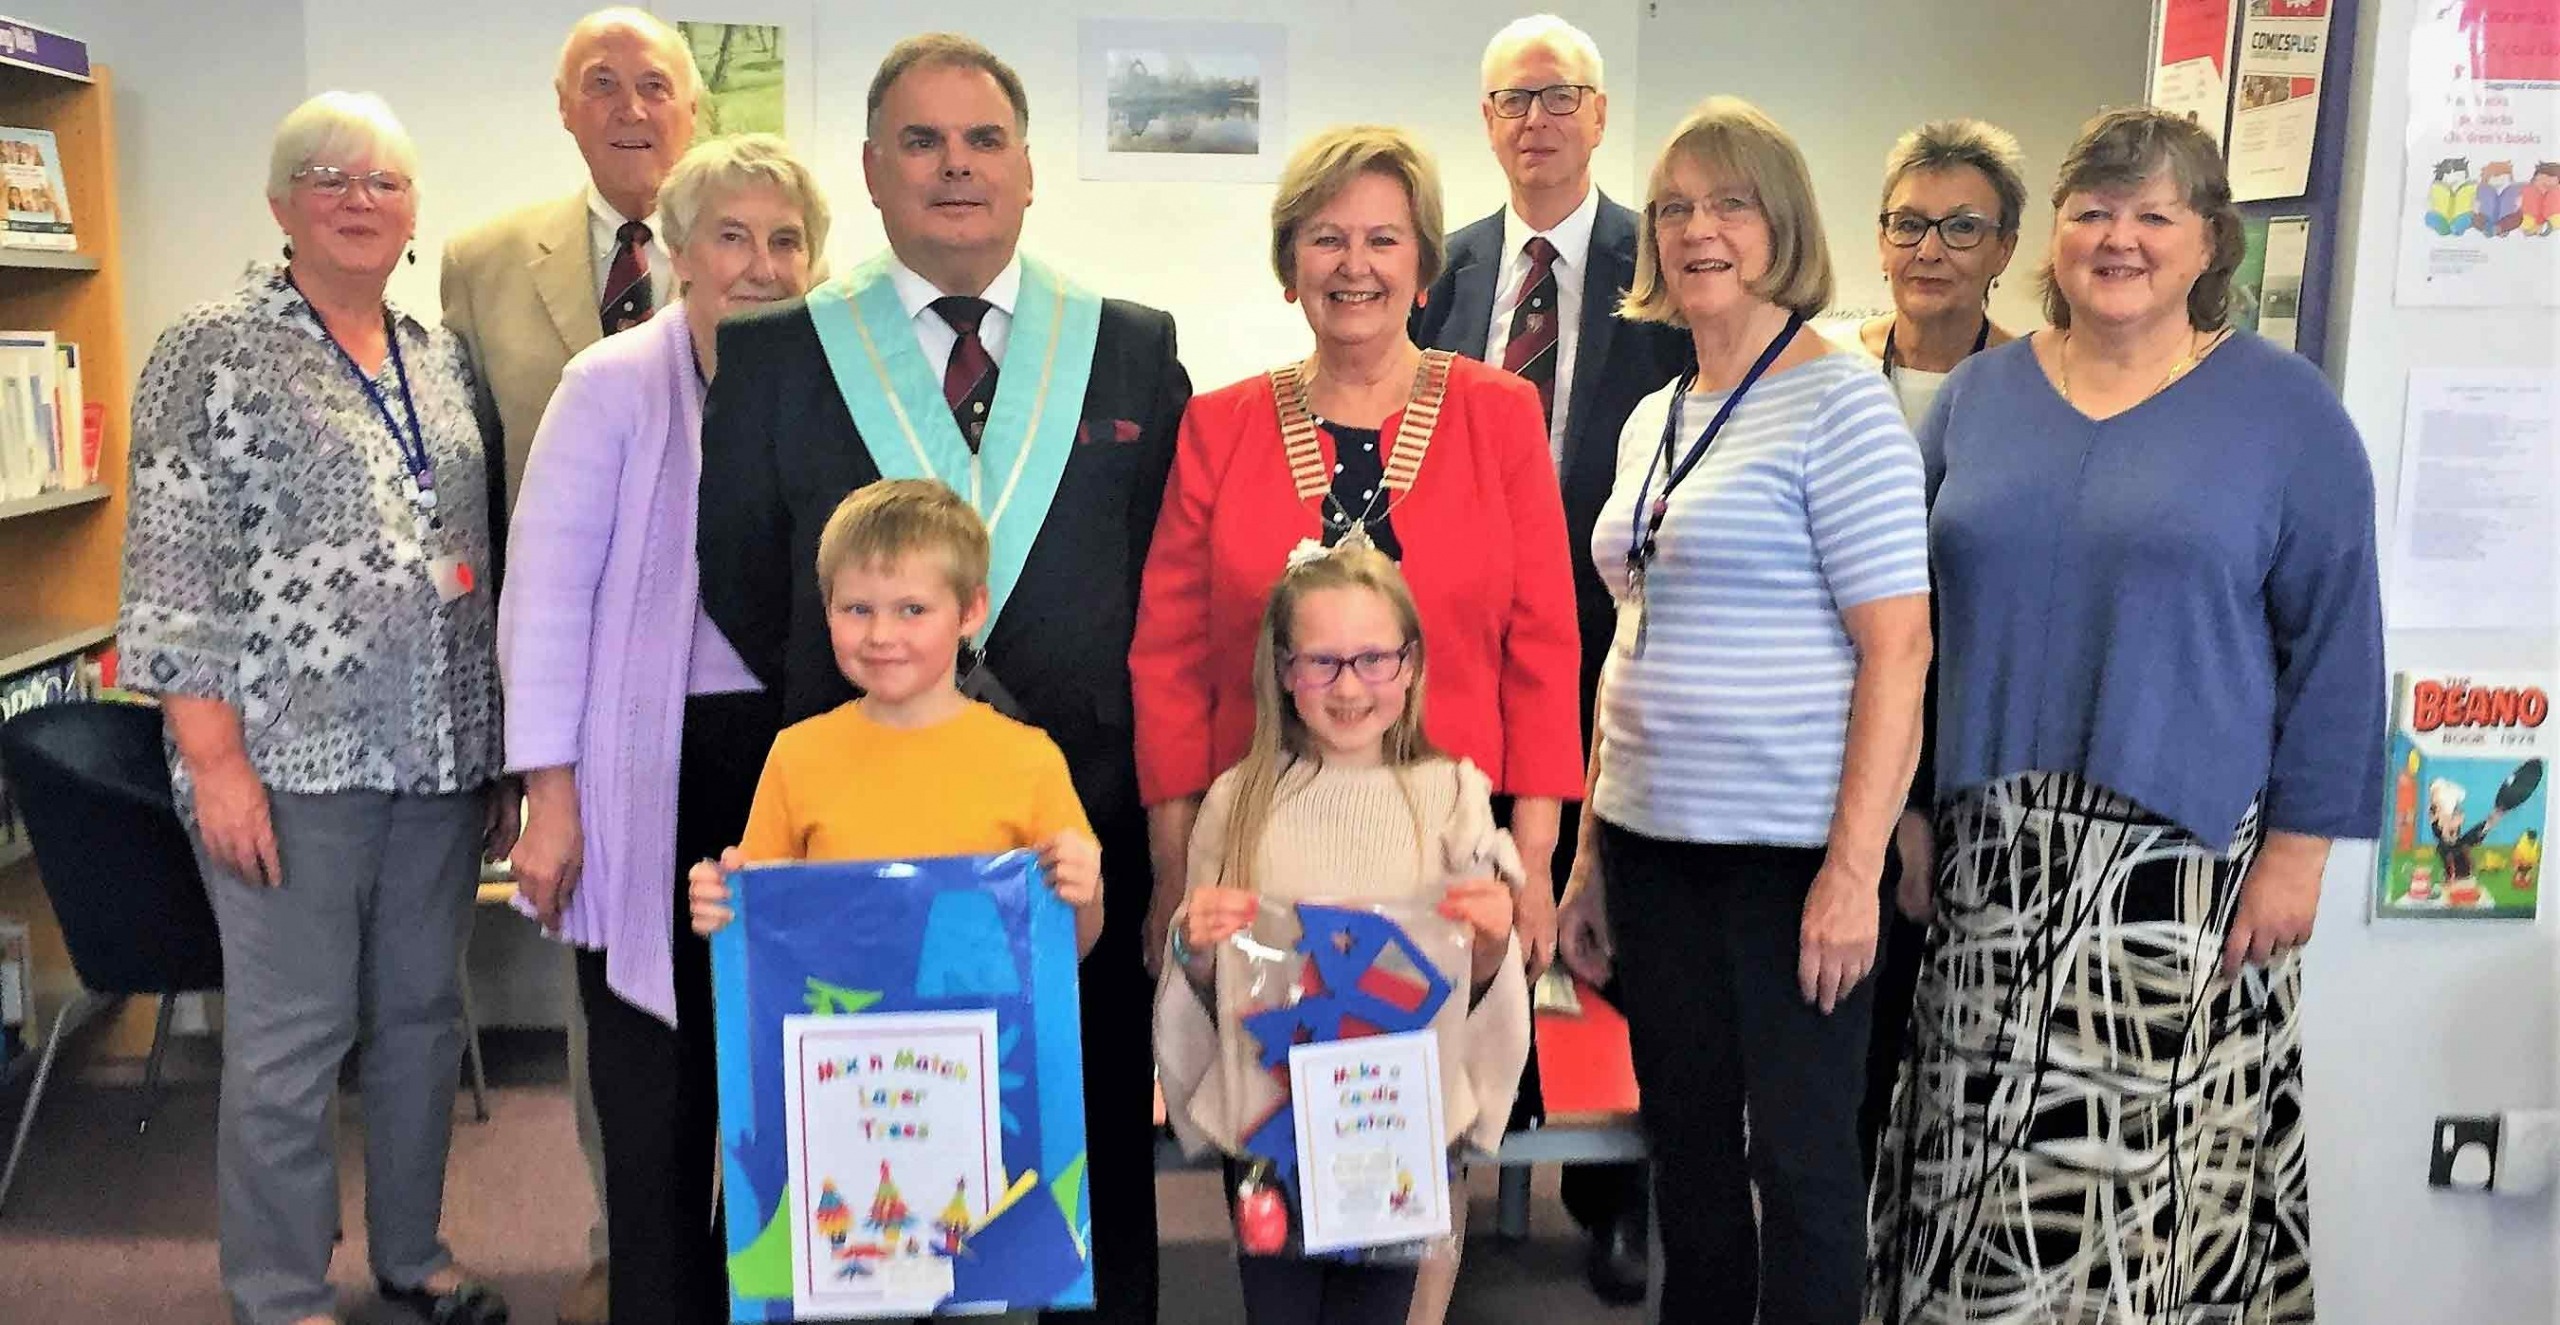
[1867,109,2383,1325]
[497,134,826,1324]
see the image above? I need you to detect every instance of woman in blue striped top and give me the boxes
[1553,97,1932,1325]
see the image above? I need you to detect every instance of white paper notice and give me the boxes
[1288,1032,1451,1255]
[782,1011,1005,1320]
[2388,370,2556,633]
[2258,215,2310,350]
[2228,0,2333,202]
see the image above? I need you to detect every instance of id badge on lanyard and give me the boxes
[298,278,477,602]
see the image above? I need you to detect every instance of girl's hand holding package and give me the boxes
[1437,878,1515,948]
[688,846,746,936]
[1181,885,1259,951]
[1038,830,1102,908]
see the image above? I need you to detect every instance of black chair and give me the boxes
[0,700,222,1214]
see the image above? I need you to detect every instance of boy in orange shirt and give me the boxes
[688,479,1103,954]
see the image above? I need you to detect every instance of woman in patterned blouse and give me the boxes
[119,92,513,1325]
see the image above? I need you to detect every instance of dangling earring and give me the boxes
[281,241,294,261]
[405,247,417,266]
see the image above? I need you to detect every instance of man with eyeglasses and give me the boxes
[1410,12,1688,1310]
[435,10,701,1324]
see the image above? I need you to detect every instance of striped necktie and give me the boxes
[932,296,997,454]
[1500,235,1561,428]
[600,220,653,336]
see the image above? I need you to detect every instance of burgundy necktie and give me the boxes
[601,220,653,336]
[933,295,998,453]
[1501,236,1561,428]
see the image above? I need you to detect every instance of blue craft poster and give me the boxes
[710,852,1092,1319]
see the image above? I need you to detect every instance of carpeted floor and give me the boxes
[0,1029,1644,1324]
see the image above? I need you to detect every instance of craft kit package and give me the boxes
[710,852,1092,1320]
[1178,896,1474,1264]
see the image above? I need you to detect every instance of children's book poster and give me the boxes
[712,853,1092,1320]
[1288,1032,1451,1255]
[2374,672,2551,920]
[2396,0,2560,305]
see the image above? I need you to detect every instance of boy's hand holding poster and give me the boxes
[2375,672,2551,920]
[712,853,1092,1320]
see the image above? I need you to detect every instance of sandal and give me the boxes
[375,1275,510,1324]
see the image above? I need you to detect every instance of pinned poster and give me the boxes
[2385,369,2555,634]
[2396,0,2560,306]
[2227,0,2333,202]
[711,853,1092,1321]
[2150,0,2240,146]
[1288,1032,1452,1254]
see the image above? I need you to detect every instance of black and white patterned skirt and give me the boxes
[1867,771,2314,1324]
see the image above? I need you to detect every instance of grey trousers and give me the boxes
[198,788,484,1325]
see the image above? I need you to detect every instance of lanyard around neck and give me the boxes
[290,274,437,509]
[1881,315,1990,378]
[1628,310,1804,574]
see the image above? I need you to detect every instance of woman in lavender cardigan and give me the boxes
[496,134,827,1324]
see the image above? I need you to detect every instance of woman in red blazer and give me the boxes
[1131,124,1584,978]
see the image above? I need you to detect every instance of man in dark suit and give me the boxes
[1411,14,1686,1308]
[696,33,1186,1324]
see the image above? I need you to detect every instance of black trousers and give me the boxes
[1049,808,1160,1325]
[1858,907,1927,1183]
[575,692,773,1325]
[1599,823,1879,1325]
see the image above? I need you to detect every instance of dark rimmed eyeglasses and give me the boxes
[292,165,414,201]
[1487,84,1595,119]
[1281,644,1413,689]
[1879,209,2000,250]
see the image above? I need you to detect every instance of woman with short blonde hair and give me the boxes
[1556,95,1932,1325]
[500,130,828,1322]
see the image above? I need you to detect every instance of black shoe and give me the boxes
[1583,1217,1648,1306]
[376,1275,511,1324]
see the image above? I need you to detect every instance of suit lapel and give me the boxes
[1440,217,1500,361]
[530,194,602,362]
[1561,194,1640,471]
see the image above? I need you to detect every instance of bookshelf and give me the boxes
[0,39,131,1081]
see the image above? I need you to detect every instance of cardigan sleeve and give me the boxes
[1478,373,1586,799]
[2259,398,2387,839]
[1437,758,1532,1153]
[1152,769,1241,1157]
[1129,394,1234,806]
[496,350,631,772]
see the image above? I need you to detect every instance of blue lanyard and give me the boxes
[1627,310,1804,574]
[290,274,438,512]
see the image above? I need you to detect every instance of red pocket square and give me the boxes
[1079,417,1144,445]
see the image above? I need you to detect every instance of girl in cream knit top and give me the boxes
[1152,543,1531,1163]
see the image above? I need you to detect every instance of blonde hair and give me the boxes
[1622,96,1833,324]
[1269,125,1448,290]
[266,92,420,202]
[1216,544,1443,895]
[658,133,832,258]
[813,480,989,606]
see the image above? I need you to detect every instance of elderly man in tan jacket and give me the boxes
[437,9,696,1323]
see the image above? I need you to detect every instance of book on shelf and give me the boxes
[0,329,88,497]
[0,126,73,252]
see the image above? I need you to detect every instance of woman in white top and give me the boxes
[1837,117,2029,1186]
[1844,119,2027,425]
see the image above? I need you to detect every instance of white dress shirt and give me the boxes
[585,185,673,309]
[886,252,1023,374]
[1483,185,1600,463]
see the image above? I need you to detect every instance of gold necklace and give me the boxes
[2058,326,2228,406]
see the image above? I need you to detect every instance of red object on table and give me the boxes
[1534,980,1640,1121]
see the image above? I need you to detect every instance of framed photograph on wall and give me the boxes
[1077,19,1287,182]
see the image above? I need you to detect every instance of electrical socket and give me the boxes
[2427,1111,2560,1193]
[2430,1115,2500,1190]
